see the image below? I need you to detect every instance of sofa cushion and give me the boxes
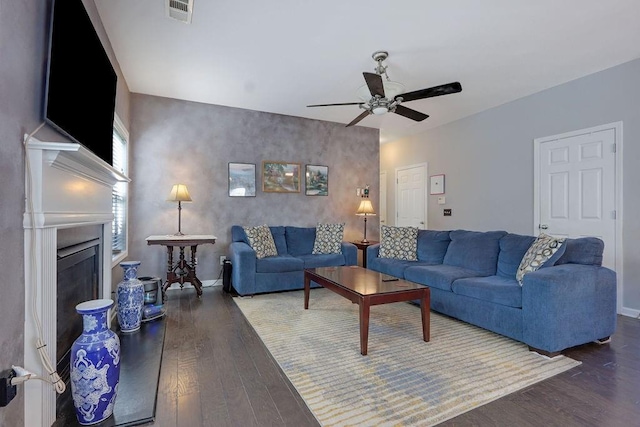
[516,233,566,284]
[443,230,507,276]
[243,225,278,259]
[368,258,430,278]
[286,226,316,256]
[269,226,288,255]
[416,230,451,264]
[255,255,304,273]
[497,234,536,278]
[298,253,346,269]
[452,276,523,308]
[404,264,481,291]
[555,237,604,266]
[312,223,345,255]
[231,225,249,244]
[379,225,418,261]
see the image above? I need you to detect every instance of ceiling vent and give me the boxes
[166,0,193,24]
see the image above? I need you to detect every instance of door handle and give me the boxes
[420,221,424,225]
[539,224,548,230]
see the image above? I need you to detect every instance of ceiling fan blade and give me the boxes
[394,105,429,122]
[307,102,364,107]
[346,110,371,127]
[396,82,462,103]
[363,72,385,98]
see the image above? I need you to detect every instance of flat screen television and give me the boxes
[44,0,117,165]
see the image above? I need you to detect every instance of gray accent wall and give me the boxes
[127,94,380,282]
[381,58,640,314]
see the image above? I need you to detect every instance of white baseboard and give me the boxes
[620,306,640,319]
[165,279,222,291]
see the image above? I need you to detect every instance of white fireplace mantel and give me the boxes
[23,136,129,426]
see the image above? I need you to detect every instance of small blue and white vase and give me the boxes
[70,299,120,425]
[116,260,145,333]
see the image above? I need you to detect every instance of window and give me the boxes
[112,115,129,262]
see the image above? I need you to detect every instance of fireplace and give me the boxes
[23,137,128,426]
[55,226,103,391]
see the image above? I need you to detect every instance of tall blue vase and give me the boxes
[70,299,120,425]
[116,260,145,333]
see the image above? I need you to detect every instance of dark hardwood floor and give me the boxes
[151,286,639,426]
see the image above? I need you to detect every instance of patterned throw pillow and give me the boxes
[312,223,345,254]
[516,233,566,285]
[379,225,418,261]
[243,225,278,259]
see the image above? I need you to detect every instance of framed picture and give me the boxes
[430,174,445,195]
[305,165,328,196]
[262,161,301,193]
[228,163,256,197]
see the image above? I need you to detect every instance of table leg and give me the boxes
[359,297,370,355]
[162,245,174,301]
[421,290,430,342]
[189,245,203,298]
[304,274,310,309]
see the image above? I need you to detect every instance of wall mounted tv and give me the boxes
[44,0,117,165]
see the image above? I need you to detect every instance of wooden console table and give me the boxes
[146,234,217,300]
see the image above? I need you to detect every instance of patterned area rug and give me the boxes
[234,289,580,426]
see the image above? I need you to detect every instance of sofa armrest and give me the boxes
[366,244,380,269]
[522,264,617,353]
[341,242,357,266]
[228,241,257,295]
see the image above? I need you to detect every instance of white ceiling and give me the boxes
[95,0,640,143]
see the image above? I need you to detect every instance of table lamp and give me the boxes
[356,199,376,243]
[167,184,192,235]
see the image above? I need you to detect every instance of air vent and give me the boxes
[166,0,193,24]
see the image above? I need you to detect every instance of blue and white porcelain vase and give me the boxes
[116,260,145,333]
[70,299,120,425]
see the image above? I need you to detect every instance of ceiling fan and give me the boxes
[307,51,462,127]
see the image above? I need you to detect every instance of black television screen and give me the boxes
[44,0,117,165]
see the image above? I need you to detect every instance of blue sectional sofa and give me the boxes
[229,225,357,296]
[367,229,617,356]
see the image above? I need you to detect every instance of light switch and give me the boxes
[444,209,452,216]
[437,196,446,205]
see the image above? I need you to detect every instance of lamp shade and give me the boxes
[356,199,376,216]
[167,184,192,202]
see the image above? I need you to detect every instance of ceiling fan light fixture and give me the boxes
[372,106,388,115]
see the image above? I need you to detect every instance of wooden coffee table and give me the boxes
[304,266,430,355]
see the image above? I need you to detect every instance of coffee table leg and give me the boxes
[304,274,310,309]
[359,297,370,355]
[421,290,430,342]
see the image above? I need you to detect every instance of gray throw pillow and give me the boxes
[379,225,418,261]
[312,223,345,255]
[243,225,278,259]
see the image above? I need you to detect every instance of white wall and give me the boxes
[381,58,640,315]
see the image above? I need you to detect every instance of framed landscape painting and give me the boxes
[305,165,328,196]
[228,163,256,197]
[262,161,301,193]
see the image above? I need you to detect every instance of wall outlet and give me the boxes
[219,255,227,265]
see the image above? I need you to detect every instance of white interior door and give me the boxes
[379,171,387,229]
[535,127,617,270]
[396,164,427,228]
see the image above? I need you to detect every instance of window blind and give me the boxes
[112,127,128,254]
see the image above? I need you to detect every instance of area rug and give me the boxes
[234,288,580,427]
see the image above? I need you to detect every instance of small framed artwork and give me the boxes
[228,163,256,197]
[430,174,445,195]
[305,165,328,196]
[262,161,301,193]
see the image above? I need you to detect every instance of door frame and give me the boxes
[533,121,624,314]
[379,170,387,229]
[395,162,428,229]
